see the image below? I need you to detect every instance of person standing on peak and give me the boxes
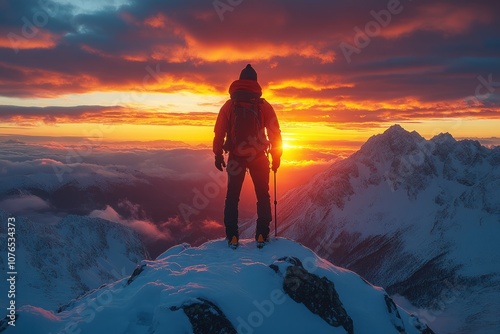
[213,64,282,249]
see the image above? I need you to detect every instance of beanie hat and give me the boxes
[239,64,258,81]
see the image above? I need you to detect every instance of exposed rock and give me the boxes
[384,294,405,333]
[409,315,436,334]
[0,315,13,333]
[271,256,354,334]
[127,264,146,285]
[170,298,236,334]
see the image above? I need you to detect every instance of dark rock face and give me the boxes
[170,298,236,334]
[384,294,405,333]
[127,264,146,285]
[410,315,436,334]
[270,256,436,334]
[270,257,354,334]
[0,315,14,333]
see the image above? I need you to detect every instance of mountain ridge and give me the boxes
[249,125,500,334]
[0,210,149,311]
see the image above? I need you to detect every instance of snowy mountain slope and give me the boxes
[247,125,500,334]
[0,210,149,311]
[5,238,435,334]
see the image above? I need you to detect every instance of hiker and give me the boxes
[213,64,282,249]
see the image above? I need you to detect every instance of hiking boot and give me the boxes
[256,234,268,249]
[228,236,239,249]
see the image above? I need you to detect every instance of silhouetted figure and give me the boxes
[213,64,282,249]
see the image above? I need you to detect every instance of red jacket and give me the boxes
[213,80,282,159]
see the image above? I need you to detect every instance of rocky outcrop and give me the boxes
[269,256,436,334]
[170,298,236,334]
[127,264,146,285]
[270,256,354,334]
[0,315,14,333]
[410,315,436,334]
[384,294,406,333]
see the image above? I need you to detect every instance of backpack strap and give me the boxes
[223,100,236,152]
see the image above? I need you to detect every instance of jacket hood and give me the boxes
[228,80,262,98]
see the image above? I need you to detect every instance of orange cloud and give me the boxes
[0,63,100,97]
[0,57,219,98]
[149,35,336,64]
[0,29,60,52]
[0,106,219,127]
[144,13,168,28]
[268,76,354,92]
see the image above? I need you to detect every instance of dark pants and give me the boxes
[224,152,272,240]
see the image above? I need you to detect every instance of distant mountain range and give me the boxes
[243,125,500,334]
[0,211,148,311]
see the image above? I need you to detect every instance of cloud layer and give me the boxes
[0,138,338,256]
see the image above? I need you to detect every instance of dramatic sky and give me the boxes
[1,0,499,154]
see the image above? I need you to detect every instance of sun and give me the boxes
[281,135,300,150]
[282,141,294,149]
[279,137,305,163]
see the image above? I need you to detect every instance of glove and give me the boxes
[272,157,280,172]
[215,154,226,171]
[270,146,282,172]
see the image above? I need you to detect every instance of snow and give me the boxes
[0,211,148,311]
[8,238,430,334]
[243,125,500,334]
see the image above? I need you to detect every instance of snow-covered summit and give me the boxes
[359,124,426,158]
[6,238,434,334]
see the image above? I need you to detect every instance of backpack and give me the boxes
[225,98,268,156]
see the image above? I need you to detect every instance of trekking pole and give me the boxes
[274,170,278,238]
